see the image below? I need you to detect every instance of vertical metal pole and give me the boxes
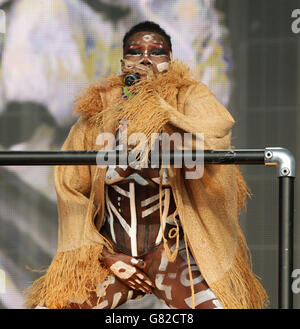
[278,176,295,309]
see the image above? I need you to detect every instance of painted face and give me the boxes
[123,31,171,75]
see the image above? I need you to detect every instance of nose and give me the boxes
[140,55,152,66]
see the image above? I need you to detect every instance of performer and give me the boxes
[25,21,269,309]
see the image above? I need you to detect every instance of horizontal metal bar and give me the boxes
[203,149,265,164]
[0,149,266,166]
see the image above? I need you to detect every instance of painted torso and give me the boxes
[100,121,177,257]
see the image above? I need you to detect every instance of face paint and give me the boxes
[142,34,155,42]
[123,31,171,75]
[138,56,153,65]
[156,62,169,72]
[125,44,168,58]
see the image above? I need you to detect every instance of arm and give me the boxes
[160,82,235,150]
[160,82,249,211]
[54,117,102,251]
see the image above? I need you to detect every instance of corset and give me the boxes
[100,122,178,257]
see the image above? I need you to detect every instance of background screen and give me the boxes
[0,0,299,309]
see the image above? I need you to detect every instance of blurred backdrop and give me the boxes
[0,0,298,309]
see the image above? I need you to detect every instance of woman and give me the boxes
[25,21,268,309]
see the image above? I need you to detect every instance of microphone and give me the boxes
[124,73,141,86]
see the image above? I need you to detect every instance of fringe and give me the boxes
[73,75,123,119]
[88,59,197,165]
[23,244,110,309]
[235,165,253,216]
[210,228,269,309]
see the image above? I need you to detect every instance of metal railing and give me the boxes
[0,147,296,309]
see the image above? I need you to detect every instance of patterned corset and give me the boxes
[101,123,178,257]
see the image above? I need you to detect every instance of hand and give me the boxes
[100,248,155,293]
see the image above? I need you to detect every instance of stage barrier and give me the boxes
[0,147,295,309]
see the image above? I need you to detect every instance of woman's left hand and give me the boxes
[100,247,155,293]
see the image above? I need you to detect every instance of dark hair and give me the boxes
[123,21,172,52]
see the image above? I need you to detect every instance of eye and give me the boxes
[149,48,168,56]
[126,49,143,56]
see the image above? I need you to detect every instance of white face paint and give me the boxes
[138,57,153,65]
[142,34,155,42]
[156,61,169,72]
[123,32,171,75]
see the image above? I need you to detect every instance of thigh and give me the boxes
[144,236,223,309]
[68,274,145,309]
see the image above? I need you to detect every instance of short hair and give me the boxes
[122,21,172,52]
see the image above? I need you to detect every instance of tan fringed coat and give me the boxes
[24,60,269,309]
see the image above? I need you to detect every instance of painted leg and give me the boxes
[144,236,223,309]
[68,274,145,309]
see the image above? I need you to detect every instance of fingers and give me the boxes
[104,254,155,294]
[135,273,155,292]
[129,276,153,293]
[127,258,155,293]
[127,278,151,294]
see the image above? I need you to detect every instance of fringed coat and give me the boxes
[24,60,269,309]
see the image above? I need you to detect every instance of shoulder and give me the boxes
[73,75,123,119]
[177,80,213,111]
[180,81,213,99]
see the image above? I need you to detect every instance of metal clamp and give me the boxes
[265,147,296,177]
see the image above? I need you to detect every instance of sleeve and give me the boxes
[163,82,250,211]
[54,117,94,251]
[162,82,235,150]
[24,117,112,309]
